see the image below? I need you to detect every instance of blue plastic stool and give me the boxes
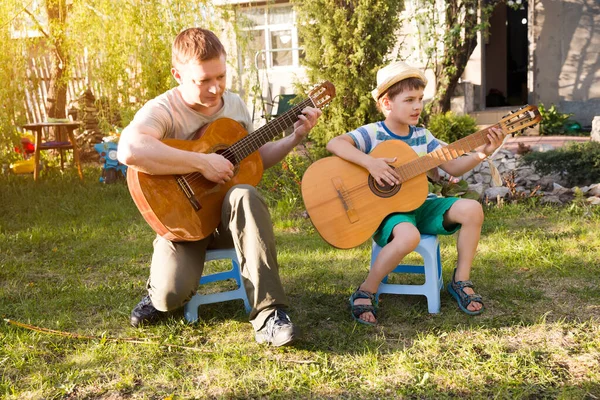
[371,234,443,314]
[184,248,251,323]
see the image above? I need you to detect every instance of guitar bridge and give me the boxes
[176,176,201,211]
[332,177,359,223]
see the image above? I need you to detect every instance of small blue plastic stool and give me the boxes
[371,234,443,314]
[184,248,251,323]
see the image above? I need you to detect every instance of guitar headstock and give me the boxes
[499,105,542,135]
[308,81,336,110]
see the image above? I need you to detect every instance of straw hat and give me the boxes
[371,61,428,101]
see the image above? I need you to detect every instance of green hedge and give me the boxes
[521,141,600,186]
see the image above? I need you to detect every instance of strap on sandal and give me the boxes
[349,288,378,324]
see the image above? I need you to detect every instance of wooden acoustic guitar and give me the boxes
[127,81,336,242]
[301,104,542,249]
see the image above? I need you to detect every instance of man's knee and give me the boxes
[149,280,195,311]
[227,184,266,210]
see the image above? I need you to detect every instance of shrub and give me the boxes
[521,141,600,186]
[538,103,574,135]
[427,112,478,144]
[258,144,325,218]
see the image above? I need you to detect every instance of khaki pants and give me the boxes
[146,184,288,331]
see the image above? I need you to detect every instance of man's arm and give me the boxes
[117,122,234,184]
[258,107,322,169]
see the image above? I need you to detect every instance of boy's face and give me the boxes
[172,54,227,111]
[382,87,424,126]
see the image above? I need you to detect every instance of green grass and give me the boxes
[1,167,599,399]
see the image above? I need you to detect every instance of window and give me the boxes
[238,4,301,69]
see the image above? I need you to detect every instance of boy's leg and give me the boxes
[443,198,484,312]
[354,222,421,324]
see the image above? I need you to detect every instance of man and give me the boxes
[118,27,322,346]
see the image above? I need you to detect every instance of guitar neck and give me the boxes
[223,98,314,162]
[396,124,498,182]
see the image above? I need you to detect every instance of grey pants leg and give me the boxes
[147,184,288,331]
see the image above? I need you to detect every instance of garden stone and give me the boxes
[587,196,600,205]
[588,183,600,197]
[539,195,563,205]
[592,116,600,142]
[527,173,541,182]
[536,176,556,191]
[484,187,510,200]
[468,183,485,197]
[473,173,484,183]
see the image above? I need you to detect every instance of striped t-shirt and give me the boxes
[347,121,442,156]
[347,121,444,200]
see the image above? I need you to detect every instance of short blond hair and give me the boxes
[172,28,226,67]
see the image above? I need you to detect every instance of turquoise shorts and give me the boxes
[373,197,461,247]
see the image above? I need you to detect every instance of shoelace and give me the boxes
[263,310,290,335]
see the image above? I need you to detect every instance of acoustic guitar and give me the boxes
[301,104,541,249]
[127,81,336,242]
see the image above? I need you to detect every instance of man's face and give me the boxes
[172,54,227,110]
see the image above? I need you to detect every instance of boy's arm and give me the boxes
[327,134,399,186]
[438,127,506,177]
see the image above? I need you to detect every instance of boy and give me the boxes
[118,28,322,345]
[326,61,506,325]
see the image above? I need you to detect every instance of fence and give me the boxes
[23,55,102,124]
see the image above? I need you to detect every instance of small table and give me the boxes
[22,121,84,181]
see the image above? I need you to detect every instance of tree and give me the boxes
[38,0,68,120]
[404,0,496,116]
[292,0,405,146]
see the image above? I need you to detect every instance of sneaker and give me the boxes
[254,309,299,347]
[130,295,164,327]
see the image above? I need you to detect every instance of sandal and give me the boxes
[447,268,485,316]
[349,288,378,326]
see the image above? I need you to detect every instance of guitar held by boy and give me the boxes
[301,104,541,249]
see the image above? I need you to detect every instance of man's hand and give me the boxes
[366,157,399,186]
[199,153,234,184]
[292,107,322,141]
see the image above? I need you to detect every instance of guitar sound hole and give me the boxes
[368,175,401,198]
[215,147,237,165]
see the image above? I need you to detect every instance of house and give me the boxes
[219,0,599,130]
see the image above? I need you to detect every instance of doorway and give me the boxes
[485,1,529,107]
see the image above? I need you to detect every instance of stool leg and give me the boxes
[67,128,84,180]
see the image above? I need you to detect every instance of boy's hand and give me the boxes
[292,107,322,141]
[366,157,399,186]
[477,126,507,157]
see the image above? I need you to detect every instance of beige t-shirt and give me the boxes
[132,88,253,140]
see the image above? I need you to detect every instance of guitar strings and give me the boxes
[180,98,314,188]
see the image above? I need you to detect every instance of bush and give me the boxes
[427,112,478,144]
[538,103,575,135]
[257,144,324,218]
[521,141,600,186]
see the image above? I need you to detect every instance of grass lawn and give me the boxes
[1,168,599,399]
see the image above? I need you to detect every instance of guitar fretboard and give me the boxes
[222,98,314,163]
[395,125,497,182]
